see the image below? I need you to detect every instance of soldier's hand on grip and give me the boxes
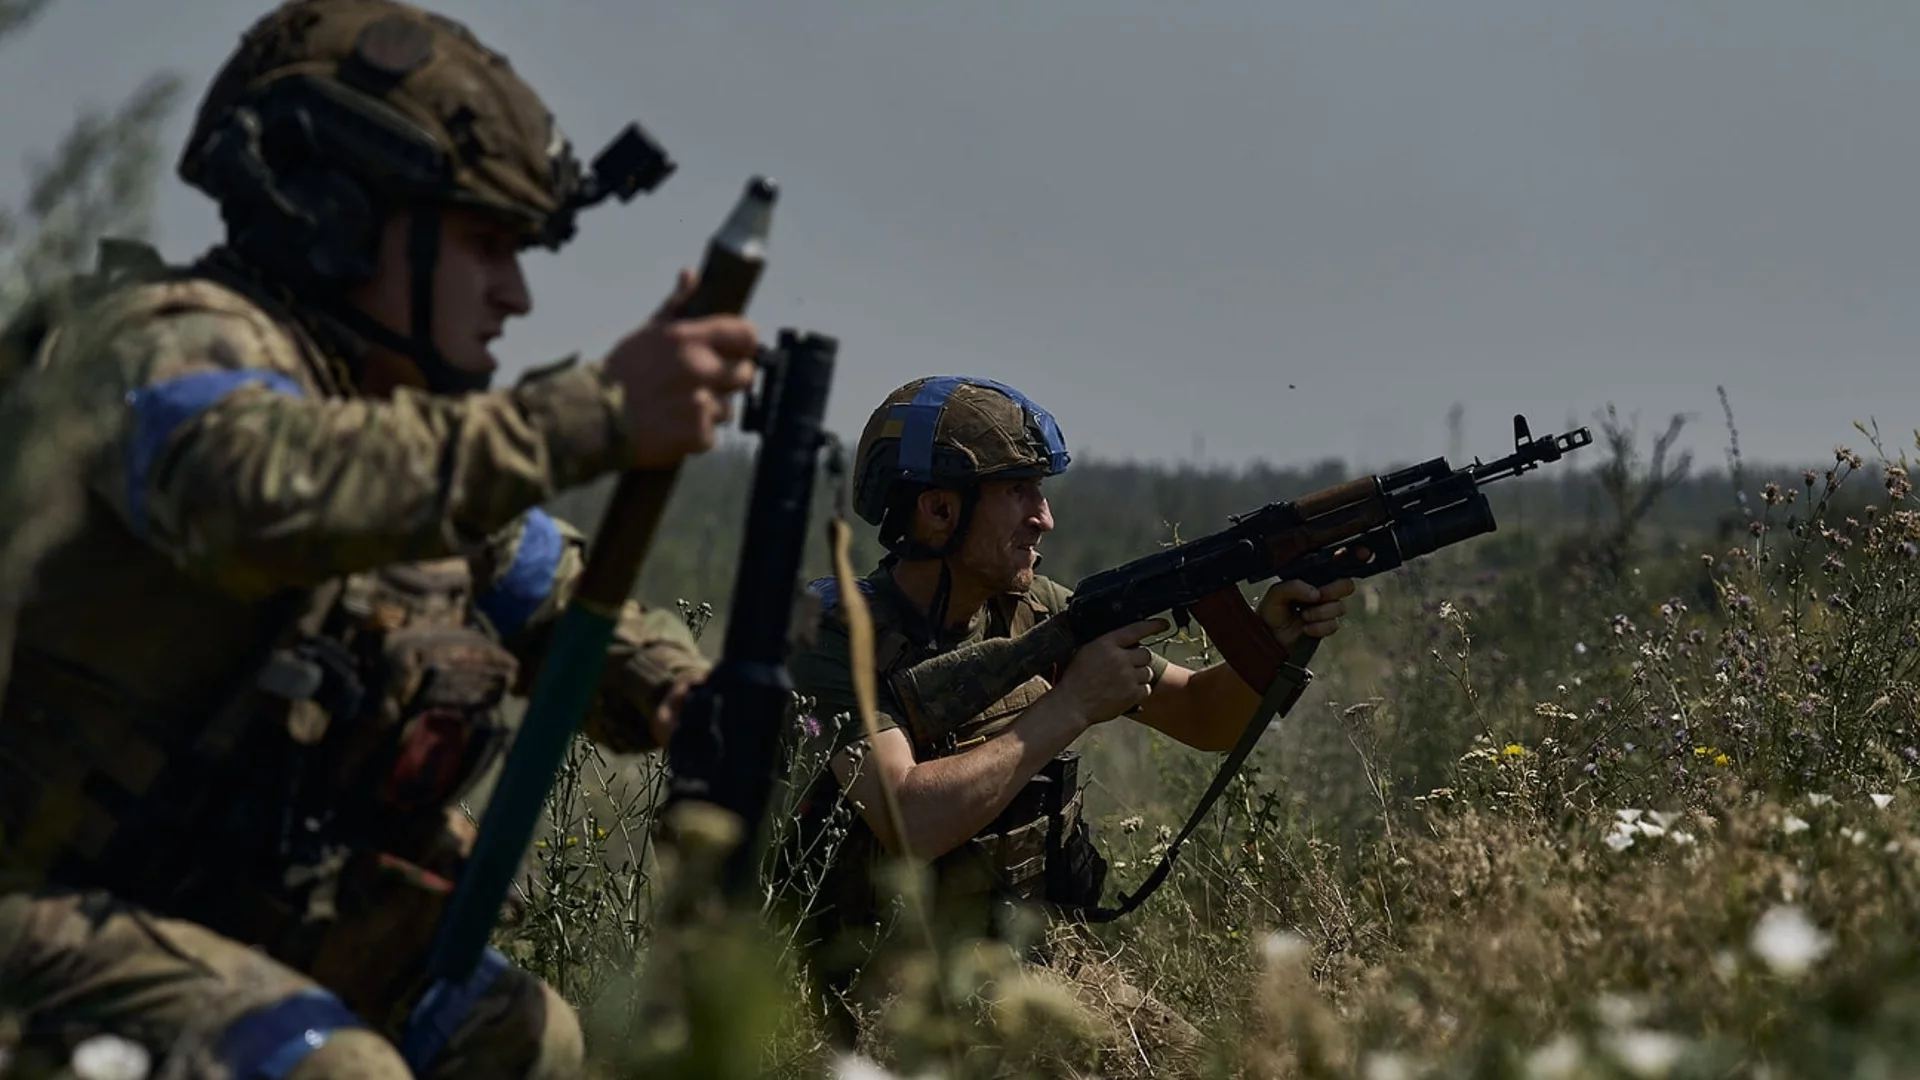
[1055,617,1169,726]
[604,269,761,469]
[1257,576,1356,647]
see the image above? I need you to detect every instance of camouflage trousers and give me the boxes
[0,888,581,1079]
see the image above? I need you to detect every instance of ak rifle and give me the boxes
[889,414,1594,921]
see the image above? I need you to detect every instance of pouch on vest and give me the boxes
[248,561,519,1025]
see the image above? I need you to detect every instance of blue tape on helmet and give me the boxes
[893,376,1070,484]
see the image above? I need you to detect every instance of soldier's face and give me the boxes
[347,205,533,385]
[954,478,1054,594]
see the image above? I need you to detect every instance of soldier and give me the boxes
[785,377,1357,1056]
[0,1,759,1077]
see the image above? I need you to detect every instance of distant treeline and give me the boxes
[544,441,1889,634]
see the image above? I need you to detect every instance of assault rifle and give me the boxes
[890,415,1593,920]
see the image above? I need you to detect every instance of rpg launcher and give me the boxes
[660,328,839,901]
[884,415,1593,920]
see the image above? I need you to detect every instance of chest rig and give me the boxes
[0,256,522,1031]
[800,574,1109,939]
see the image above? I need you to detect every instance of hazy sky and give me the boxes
[5,1,1917,475]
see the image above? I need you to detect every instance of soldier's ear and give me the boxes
[915,488,959,540]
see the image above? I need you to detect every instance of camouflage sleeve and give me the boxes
[70,287,633,599]
[1030,576,1171,683]
[787,578,901,757]
[471,509,711,755]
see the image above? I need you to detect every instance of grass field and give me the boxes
[481,415,1920,1080]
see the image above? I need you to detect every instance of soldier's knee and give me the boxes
[523,978,585,1080]
[217,988,410,1080]
[408,959,582,1080]
[281,1028,415,1080]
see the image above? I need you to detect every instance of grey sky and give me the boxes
[5,1,1917,474]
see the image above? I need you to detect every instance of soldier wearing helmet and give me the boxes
[783,377,1358,1055]
[0,1,758,1077]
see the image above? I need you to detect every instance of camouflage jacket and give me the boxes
[0,249,706,896]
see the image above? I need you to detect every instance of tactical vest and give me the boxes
[0,249,521,1031]
[793,571,1110,944]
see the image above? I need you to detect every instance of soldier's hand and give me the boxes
[604,269,761,470]
[649,674,697,750]
[1054,617,1169,725]
[1257,577,1355,647]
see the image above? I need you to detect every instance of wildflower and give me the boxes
[1807,793,1833,808]
[1648,810,1680,828]
[799,714,823,739]
[1362,1052,1418,1080]
[1714,754,1730,767]
[832,1053,902,1080]
[1593,991,1649,1029]
[1261,930,1310,968]
[1119,814,1144,833]
[1761,481,1781,505]
[1603,825,1636,852]
[1841,827,1869,846]
[1616,808,1645,823]
[1749,905,1832,978]
[1872,793,1894,809]
[1503,743,1526,757]
[1781,816,1810,835]
[1574,641,1588,656]
[1670,831,1697,847]
[1604,1029,1688,1078]
[1523,1033,1585,1080]
[69,1034,150,1080]
[1636,821,1666,839]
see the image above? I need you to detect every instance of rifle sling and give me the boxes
[1073,634,1320,924]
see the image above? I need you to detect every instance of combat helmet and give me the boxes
[177,0,675,391]
[853,376,1071,559]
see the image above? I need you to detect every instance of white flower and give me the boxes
[1262,930,1310,968]
[1363,1051,1418,1080]
[1616,808,1645,824]
[1711,949,1740,980]
[70,1035,151,1080]
[1636,821,1667,838]
[1524,1033,1585,1079]
[1807,793,1833,808]
[1749,905,1832,978]
[1575,641,1588,655]
[1594,991,1649,1029]
[1841,827,1870,846]
[1603,826,1636,852]
[1648,810,1680,828]
[832,1054,904,1080]
[1872,793,1895,809]
[1605,1029,1688,1078]
[1670,831,1697,847]
[1781,815,1810,835]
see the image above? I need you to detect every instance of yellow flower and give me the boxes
[1693,746,1711,757]
[1503,743,1526,757]
[565,835,580,847]
[534,840,548,849]
[1714,754,1730,767]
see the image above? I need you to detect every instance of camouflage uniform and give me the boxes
[783,379,1197,1063]
[0,2,704,1077]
